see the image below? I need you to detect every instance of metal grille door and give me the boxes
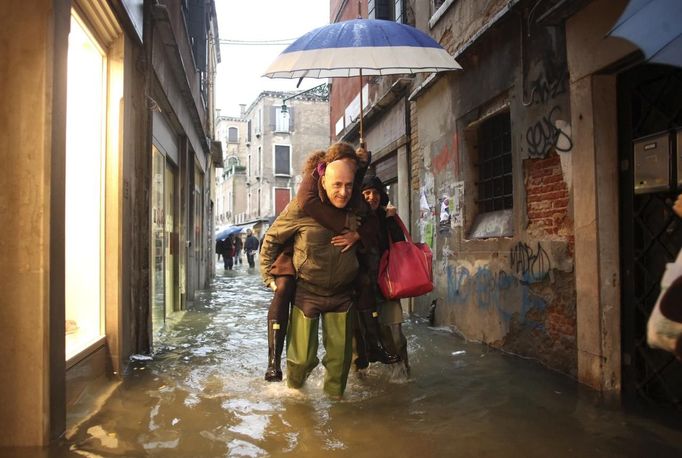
[619,65,682,409]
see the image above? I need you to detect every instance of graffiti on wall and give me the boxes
[525,105,574,159]
[522,68,567,107]
[443,241,554,331]
[522,59,573,159]
[510,241,551,284]
[445,263,547,325]
[432,132,460,175]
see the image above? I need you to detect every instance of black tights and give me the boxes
[267,275,296,325]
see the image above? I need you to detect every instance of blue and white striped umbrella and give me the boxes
[263,19,462,79]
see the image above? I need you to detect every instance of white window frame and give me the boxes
[273,144,292,177]
[429,0,457,28]
[275,106,289,133]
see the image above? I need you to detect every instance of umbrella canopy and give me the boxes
[215,226,243,241]
[263,18,461,145]
[607,0,682,67]
[263,19,461,79]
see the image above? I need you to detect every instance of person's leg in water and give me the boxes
[265,244,297,382]
[379,305,410,376]
[265,275,295,381]
[354,271,400,367]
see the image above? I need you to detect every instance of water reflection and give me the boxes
[53,264,682,457]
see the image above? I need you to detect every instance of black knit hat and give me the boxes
[361,175,389,206]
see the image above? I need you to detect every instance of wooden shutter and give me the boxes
[287,107,294,132]
[187,0,206,71]
[274,145,290,175]
[269,106,277,131]
[275,189,291,216]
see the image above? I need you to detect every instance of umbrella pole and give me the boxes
[359,68,365,149]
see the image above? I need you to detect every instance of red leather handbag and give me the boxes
[378,215,433,300]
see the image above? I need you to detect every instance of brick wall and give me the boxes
[525,151,571,240]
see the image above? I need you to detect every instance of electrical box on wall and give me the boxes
[634,132,670,194]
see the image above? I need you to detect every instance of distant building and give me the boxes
[217,88,330,238]
[216,108,248,228]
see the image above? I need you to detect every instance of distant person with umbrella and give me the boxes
[219,234,235,270]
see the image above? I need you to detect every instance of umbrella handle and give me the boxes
[359,68,365,149]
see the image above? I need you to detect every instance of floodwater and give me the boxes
[48,264,682,457]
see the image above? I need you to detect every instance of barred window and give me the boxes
[477,112,512,213]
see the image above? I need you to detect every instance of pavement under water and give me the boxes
[40,262,682,457]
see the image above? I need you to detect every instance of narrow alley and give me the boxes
[51,264,682,458]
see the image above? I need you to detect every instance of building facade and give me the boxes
[330,0,682,408]
[225,90,330,238]
[0,0,222,447]
[215,111,249,227]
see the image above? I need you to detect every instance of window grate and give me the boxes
[477,112,513,213]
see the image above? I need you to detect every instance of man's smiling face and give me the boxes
[321,160,355,209]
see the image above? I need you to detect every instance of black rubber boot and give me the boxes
[353,311,369,370]
[359,310,401,364]
[265,320,285,382]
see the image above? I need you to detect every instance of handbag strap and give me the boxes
[387,214,413,245]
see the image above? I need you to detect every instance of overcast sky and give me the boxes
[214,0,331,117]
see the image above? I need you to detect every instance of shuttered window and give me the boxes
[228,127,238,143]
[274,145,291,176]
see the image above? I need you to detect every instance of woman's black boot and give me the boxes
[359,310,401,364]
[265,320,285,381]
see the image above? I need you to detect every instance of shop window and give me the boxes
[65,11,107,360]
[274,145,291,176]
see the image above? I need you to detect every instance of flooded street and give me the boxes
[53,264,682,458]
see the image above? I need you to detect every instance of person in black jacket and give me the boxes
[360,175,410,375]
[244,229,260,269]
[234,234,243,266]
